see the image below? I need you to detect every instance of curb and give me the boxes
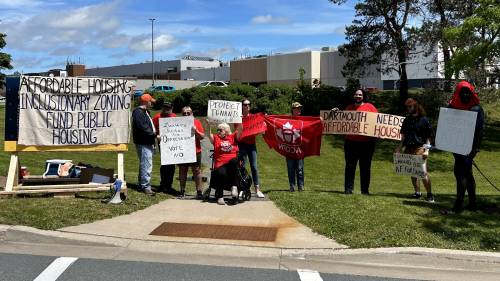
[2,224,499,261]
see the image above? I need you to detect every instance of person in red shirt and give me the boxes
[152,101,178,195]
[178,106,205,199]
[208,122,243,205]
[339,89,378,195]
[238,99,265,198]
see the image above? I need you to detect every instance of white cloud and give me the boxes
[251,14,290,25]
[177,47,238,60]
[130,34,181,52]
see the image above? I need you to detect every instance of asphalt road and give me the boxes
[0,253,415,281]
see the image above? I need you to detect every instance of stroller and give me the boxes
[204,150,252,204]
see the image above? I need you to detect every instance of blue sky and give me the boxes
[0,0,357,73]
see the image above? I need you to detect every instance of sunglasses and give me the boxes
[182,112,192,116]
[216,128,223,132]
[243,103,251,106]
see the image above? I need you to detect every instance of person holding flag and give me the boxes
[263,102,323,192]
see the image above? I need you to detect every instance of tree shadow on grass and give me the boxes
[481,124,500,152]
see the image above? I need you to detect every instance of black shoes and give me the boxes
[408,192,422,199]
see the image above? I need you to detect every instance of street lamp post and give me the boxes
[149,18,155,86]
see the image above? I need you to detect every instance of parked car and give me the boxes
[134,90,144,98]
[144,85,176,94]
[197,81,228,87]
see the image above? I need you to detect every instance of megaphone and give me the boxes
[102,179,123,204]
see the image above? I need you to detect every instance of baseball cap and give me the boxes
[162,101,173,108]
[291,102,302,108]
[139,94,156,103]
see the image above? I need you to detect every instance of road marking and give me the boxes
[297,269,323,281]
[34,257,78,281]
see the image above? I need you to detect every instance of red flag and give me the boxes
[240,113,266,140]
[263,115,323,159]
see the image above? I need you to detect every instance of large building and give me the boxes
[230,56,267,86]
[85,56,222,80]
[180,66,230,81]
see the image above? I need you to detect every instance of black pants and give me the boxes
[210,158,239,199]
[344,139,376,194]
[452,154,477,212]
[160,164,176,189]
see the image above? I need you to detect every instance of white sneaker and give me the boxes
[239,191,243,199]
[231,186,238,198]
[217,198,226,205]
[256,190,265,198]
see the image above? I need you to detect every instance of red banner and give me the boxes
[263,115,323,159]
[240,113,266,140]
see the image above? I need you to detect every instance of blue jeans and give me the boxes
[238,143,260,186]
[286,158,304,189]
[136,144,154,190]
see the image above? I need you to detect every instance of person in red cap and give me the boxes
[445,81,484,214]
[152,101,178,195]
[132,94,157,195]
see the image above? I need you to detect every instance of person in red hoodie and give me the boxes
[152,101,178,195]
[336,89,378,195]
[445,81,484,214]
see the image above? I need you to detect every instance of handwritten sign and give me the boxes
[393,153,427,179]
[240,113,266,139]
[159,116,196,165]
[435,107,477,156]
[18,75,133,146]
[321,110,405,140]
[207,100,242,123]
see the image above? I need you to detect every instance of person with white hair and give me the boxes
[208,122,243,205]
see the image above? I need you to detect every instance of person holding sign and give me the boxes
[132,94,157,196]
[208,122,243,205]
[178,106,205,199]
[238,99,265,198]
[396,98,434,202]
[152,101,178,195]
[336,89,378,195]
[445,81,484,214]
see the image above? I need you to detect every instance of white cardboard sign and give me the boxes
[207,100,242,123]
[18,75,133,146]
[159,116,196,165]
[435,107,477,156]
[393,153,427,179]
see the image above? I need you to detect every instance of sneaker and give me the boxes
[290,187,295,192]
[426,194,435,203]
[143,188,155,196]
[408,192,422,199]
[195,191,204,200]
[256,190,265,198]
[231,186,238,198]
[344,190,353,195]
[298,187,304,192]
[217,198,226,205]
[239,191,244,200]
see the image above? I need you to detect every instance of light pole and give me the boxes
[149,18,155,86]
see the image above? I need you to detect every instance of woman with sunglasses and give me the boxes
[238,99,265,198]
[178,106,205,199]
[208,122,243,205]
[396,98,434,202]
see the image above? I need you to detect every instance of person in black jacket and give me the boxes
[132,94,157,195]
[396,98,434,202]
[445,81,485,214]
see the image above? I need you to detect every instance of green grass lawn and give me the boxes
[0,104,499,251]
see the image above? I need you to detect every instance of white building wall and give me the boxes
[267,51,321,83]
[180,67,230,81]
[180,59,221,71]
[381,45,443,81]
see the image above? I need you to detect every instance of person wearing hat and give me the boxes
[152,101,178,195]
[286,102,305,192]
[132,94,157,195]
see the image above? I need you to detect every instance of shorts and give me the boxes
[178,152,202,168]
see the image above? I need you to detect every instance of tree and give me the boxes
[0,33,13,89]
[444,0,499,87]
[330,0,419,111]
[411,0,478,91]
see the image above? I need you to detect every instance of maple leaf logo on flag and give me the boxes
[276,121,301,145]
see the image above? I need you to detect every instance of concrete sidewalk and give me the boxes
[58,198,347,249]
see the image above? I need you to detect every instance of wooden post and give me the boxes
[5,153,19,192]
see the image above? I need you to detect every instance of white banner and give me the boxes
[435,107,477,156]
[207,100,242,123]
[393,153,427,179]
[159,116,196,165]
[18,76,133,146]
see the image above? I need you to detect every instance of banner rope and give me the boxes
[473,160,500,192]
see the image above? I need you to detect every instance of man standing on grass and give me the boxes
[396,98,434,203]
[152,101,178,195]
[132,94,156,196]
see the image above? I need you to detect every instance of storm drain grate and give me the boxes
[149,222,278,242]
